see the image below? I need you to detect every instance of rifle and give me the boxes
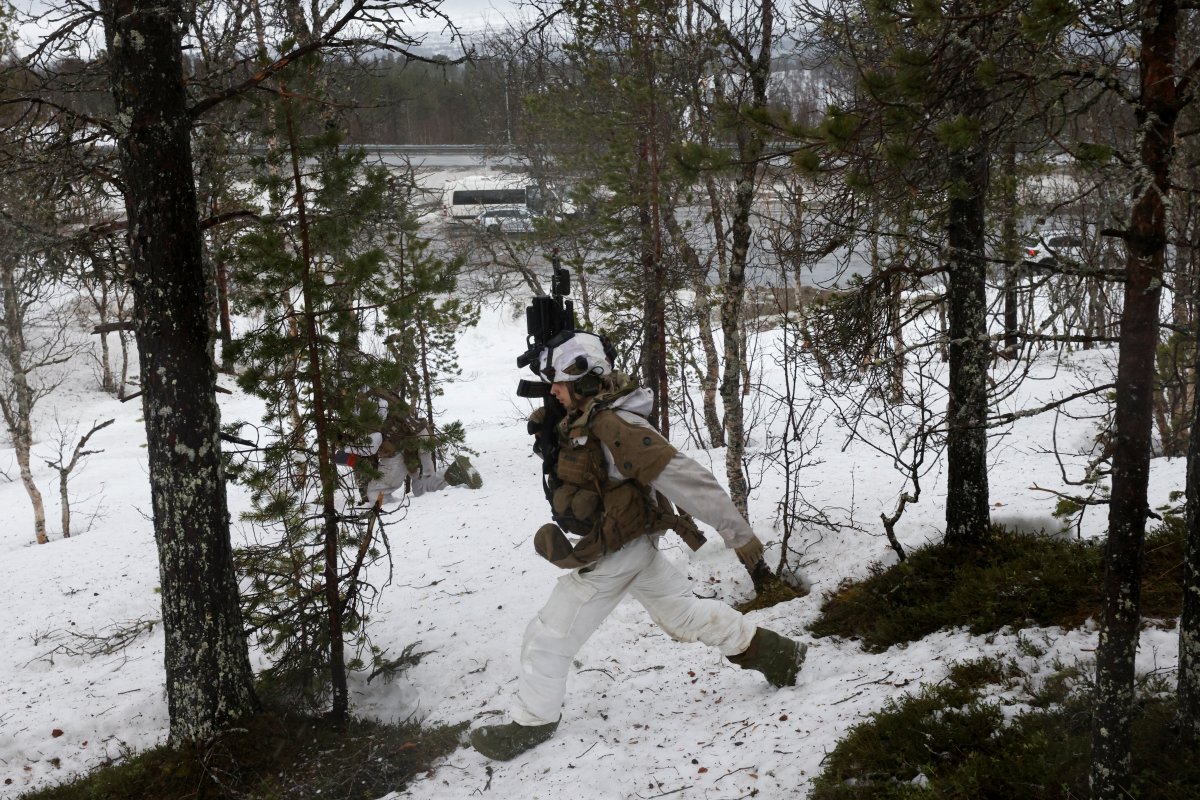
[516,251,576,500]
[515,255,709,556]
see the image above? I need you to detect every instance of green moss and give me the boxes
[812,675,1200,800]
[945,656,1014,692]
[812,679,1014,799]
[805,520,1194,799]
[810,523,1183,650]
[19,708,466,800]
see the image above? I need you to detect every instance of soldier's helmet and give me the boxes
[537,330,612,383]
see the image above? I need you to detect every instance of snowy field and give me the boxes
[0,296,1184,800]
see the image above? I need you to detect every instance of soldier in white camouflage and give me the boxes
[471,331,807,761]
[336,389,481,505]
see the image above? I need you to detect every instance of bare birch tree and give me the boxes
[0,145,83,545]
[42,416,114,538]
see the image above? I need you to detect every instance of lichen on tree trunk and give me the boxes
[943,145,991,544]
[101,0,258,743]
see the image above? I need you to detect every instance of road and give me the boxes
[361,145,870,289]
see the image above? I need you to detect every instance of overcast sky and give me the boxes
[9,0,532,53]
[425,0,525,31]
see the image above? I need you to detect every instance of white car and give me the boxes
[474,207,537,235]
[1021,230,1086,266]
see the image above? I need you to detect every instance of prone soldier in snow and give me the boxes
[335,388,481,505]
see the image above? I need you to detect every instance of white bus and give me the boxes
[441,175,537,223]
[440,175,572,224]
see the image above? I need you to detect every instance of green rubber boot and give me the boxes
[727,628,807,688]
[470,719,559,761]
[445,455,483,489]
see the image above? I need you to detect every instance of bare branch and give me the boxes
[188,1,465,119]
[990,383,1117,426]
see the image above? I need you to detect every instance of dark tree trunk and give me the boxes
[215,249,233,371]
[943,146,991,543]
[1180,299,1200,744]
[1091,1,1177,795]
[635,60,668,438]
[721,153,752,517]
[1000,142,1021,359]
[101,0,258,743]
[638,186,665,432]
[644,47,669,440]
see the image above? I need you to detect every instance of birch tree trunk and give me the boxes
[663,209,724,447]
[0,260,49,544]
[721,192,751,518]
[683,36,728,450]
[50,418,115,538]
[101,0,258,742]
[718,0,772,522]
[712,0,781,593]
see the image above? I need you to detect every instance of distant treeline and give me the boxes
[339,55,511,146]
[16,49,822,149]
[333,51,825,146]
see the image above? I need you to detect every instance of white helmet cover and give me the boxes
[538,331,611,382]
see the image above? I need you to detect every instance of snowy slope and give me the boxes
[0,298,1184,800]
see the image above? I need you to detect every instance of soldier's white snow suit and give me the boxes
[510,386,757,726]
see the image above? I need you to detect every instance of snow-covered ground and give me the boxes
[0,296,1183,799]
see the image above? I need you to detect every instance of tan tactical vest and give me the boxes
[541,391,679,567]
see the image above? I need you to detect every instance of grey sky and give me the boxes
[10,0,530,53]
[433,0,524,31]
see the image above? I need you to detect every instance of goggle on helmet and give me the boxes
[537,330,612,382]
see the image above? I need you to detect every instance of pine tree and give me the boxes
[797,0,1062,545]
[227,101,473,719]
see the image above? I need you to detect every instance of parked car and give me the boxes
[1021,229,1087,266]
[473,206,537,235]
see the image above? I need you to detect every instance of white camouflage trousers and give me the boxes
[365,452,448,500]
[510,535,756,726]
